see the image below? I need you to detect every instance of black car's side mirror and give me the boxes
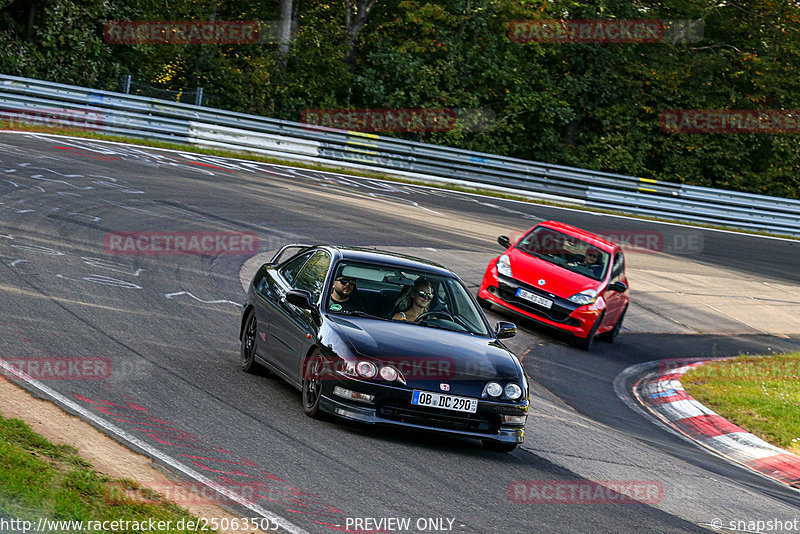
[498,235,511,249]
[608,281,628,293]
[286,289,314,309]
[285,289,321,324]
[495,321,517,339]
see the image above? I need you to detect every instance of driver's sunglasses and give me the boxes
[336,277,356,285]
[586,252,599,258]
[416,290,433,299]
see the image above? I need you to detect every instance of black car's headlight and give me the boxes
[504,383,523,400]
[356,361,377,378]
[344,360,406,384]
[484,381,523,400]
[379,365,398,381]
[484,382,503,397]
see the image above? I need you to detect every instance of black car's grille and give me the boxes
[496,276,580,325]
[377,399,500,434]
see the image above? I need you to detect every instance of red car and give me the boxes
[478,221,629,350]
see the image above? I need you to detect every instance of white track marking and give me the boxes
[165,291,242,307]
[68,212,101,222]
[55,274,142,289]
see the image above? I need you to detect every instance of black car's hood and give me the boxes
[328,315,520,380]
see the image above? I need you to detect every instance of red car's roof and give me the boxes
[537,220,619,253]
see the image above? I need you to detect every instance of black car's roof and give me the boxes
[320,246,455,277]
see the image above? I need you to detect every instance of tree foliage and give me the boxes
[1,0,799,198]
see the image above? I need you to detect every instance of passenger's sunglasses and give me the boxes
[585,252,599,258]
[335,277,356,285]
[416,290,434,299]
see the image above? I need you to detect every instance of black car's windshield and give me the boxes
[516,227,609,281]
[325,261,491,336]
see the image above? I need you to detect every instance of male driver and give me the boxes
[328,276,371,314]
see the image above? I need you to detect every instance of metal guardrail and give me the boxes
[1,73,799,236]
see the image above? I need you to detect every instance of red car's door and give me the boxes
[601,251,627,328]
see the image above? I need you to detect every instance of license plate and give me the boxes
[516,288,553,309]
[411,390,478,413]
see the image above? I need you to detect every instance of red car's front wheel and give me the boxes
[574,311,604,351]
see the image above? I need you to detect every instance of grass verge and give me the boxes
[1,121,797,241]
[0,412,216,533]
[682,353,800,455]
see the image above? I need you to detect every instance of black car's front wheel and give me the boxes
[302,351,325,418]
[482,440,518,453]
[241,310,262,373]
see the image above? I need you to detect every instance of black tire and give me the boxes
[574,311,604,351]
[598,305,627,343]
[482,440,518,453]
[302,351,325,418]
[240,310,262,373]
[477,294,492,310]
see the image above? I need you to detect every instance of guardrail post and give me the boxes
[195,87,204,107]
[122,75,131,95]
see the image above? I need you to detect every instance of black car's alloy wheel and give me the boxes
[302,351,325,418]
[241,311,261,373]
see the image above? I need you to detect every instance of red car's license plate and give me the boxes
[516,288,553,309]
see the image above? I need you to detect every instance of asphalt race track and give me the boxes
[1,131,799,533]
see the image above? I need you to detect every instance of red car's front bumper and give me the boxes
[478,263,602,340]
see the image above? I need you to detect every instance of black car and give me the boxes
[239,244,529,452]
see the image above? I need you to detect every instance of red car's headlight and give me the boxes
[568,289,597,305]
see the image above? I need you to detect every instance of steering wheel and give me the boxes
[416,310,455,323]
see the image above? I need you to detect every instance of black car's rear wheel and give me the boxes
[241,311,262,373]
[302,351,325,418]
[482,440,518,453]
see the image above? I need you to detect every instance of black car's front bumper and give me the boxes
[318,375,528,444]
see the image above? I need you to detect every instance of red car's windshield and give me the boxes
[516,227,609,281]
